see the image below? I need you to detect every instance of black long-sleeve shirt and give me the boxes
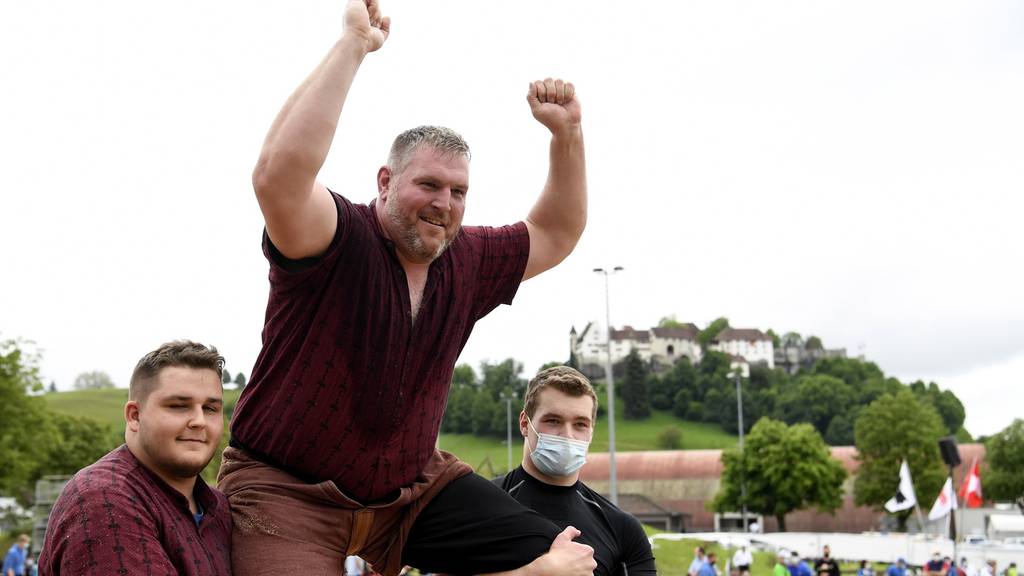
[494,467,657,576]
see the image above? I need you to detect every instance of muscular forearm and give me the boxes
[482,526,595,576]
[525,126,587,261]
[253,34,369,199]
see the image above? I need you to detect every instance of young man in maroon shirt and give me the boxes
[218,0,592,574]
[38,341,232,576]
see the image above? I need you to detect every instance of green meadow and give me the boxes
[45,388,737,476]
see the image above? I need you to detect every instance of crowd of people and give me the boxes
[686,544,1020,576]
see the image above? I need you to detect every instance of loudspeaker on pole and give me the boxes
[938,436,961,468]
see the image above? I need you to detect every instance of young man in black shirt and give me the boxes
[814,545,841,576]
[494,367,657,576]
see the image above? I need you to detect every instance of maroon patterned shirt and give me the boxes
[38,445,232,576]
[231,193,530,501]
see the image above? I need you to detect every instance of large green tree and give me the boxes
[774,374,854,441]
[744,365,786,432]
[441,361,525,438]
[696,350,732,398]
[811,357,885,387]
[1,338,118,503]
[984,419,1024,502]
[40,413,118,478]
[441,364,478,434]
[854,389,946,530]
[698,317,730,349]
[0,338,51,497]
[441,383,475,434]
[657,315,686,329]
[711,417,847,531]
[652,357,696,412]
[451,363,477,387]
[620,349,650,419]
[480,358,526,400]
[909,381,966,435]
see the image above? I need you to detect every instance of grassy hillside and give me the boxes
[44,388,737,475]
[44,387,244,431]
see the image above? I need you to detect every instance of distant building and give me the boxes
[572,322,844,376]
[609,326,653,365]
[709,328,775,369]
[774,333,847,375]
[726,354,750,378]
[570,322,702,375]
[649,325,702,367]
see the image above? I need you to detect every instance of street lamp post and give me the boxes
[500,391,515,472]
[594,266,623,505]
[734,369,748,531]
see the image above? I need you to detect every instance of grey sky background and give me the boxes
[2,1,1021,437]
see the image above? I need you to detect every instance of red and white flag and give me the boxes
[958,458,983,508]
[928,477,957,521]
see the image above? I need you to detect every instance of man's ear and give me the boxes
[125,401,142,432]
[519,410,530,438]
[377,166,392,199]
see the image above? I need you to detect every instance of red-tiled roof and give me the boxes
[651,324,700,341]
[713,328,771,343]
[580,444,987,482]
[611,326,650,342]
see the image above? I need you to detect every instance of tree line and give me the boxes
[712,391,1024,531]
[0,338,116,505]
[67,367,247,390]
[628,348,967,445]
[443,339,968,448]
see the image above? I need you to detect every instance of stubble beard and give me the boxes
[385,196,458,262]
[139,433,211,479]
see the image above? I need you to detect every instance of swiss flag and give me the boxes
[958,458,983,508]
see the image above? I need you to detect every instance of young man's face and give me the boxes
[128,366,224,482]
[379,145,468,264]
[522,387,594,442]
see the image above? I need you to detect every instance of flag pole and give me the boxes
[956,458,974,551]
[950,465,958,563]
[908,456,926,532]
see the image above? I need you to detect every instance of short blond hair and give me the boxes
[387,126,471,176]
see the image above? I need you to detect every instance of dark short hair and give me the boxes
[129,340,224,404]
[524,366,598,420]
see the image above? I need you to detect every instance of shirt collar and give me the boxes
[121,445,220,518]
[367,198,396,249]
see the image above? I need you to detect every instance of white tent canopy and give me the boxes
[987,514,1024,540]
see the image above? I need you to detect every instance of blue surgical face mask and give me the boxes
[527,418,590,477]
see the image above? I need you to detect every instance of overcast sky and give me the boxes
[2,1,1021,437]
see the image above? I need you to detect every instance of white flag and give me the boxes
[884,460,918,512]
[928,477,957,521]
